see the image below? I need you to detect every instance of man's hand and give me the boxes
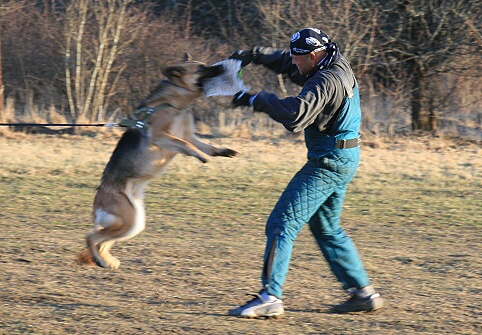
[232,91,255,107]
[229,49,255,67]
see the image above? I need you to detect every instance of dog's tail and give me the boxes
[76,248,96,266]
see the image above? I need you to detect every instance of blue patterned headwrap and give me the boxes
[290,28,340,68]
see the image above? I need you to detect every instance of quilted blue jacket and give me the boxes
[250,47,362,157]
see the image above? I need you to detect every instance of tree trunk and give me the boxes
[429,109,437,133]
[428,94,437,133]
[410,68,437,131]
[411,74,423,130]
[0,22,4,120]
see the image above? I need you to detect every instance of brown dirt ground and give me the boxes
[0,131,481,334]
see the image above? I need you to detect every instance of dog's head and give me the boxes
[162,53,224,93]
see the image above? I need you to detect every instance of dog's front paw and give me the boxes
[216,148,238,157]
[197,156,209,163]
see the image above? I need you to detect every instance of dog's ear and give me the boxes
[183,52,192,62]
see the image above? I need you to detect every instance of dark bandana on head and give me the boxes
[290,28,341,69]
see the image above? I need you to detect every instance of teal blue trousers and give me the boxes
[262,147,370,299]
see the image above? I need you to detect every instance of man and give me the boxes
[227,28,383,318]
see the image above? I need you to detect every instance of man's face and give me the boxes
[291,52,316,75]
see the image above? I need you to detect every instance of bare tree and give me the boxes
[0,5,4,120]
[64,0,140,122]
[374,0,482,131]
[0,0,30,120]
[233,0,378,99]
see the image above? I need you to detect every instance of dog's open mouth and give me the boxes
[202,60,250,97]
[198,64,225,90]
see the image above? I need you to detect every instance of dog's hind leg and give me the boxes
[88,194,145,268]
[79,226,123,268]
[98,240,119,268]
[86,225,123,269]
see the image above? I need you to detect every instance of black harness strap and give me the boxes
[118,104,172,129]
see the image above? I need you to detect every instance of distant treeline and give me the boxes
[0,0,480,134]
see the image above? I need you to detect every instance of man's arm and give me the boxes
[252,72,344,133]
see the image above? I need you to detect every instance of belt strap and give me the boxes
[335,137,361,149]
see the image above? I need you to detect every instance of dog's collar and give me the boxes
[118,104,173,129]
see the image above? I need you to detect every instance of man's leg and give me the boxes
[308,185,383,312]
[308,187,370,290]
[262,159,341,299]
[229,159,334,317]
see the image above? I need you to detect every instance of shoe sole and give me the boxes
[238,313,284,319]
[333,304,384,314]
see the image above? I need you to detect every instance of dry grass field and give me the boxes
[0,129,481,334]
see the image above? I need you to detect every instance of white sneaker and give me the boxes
[228,291,284,318]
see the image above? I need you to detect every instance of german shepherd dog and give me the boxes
[78,54,237,268]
